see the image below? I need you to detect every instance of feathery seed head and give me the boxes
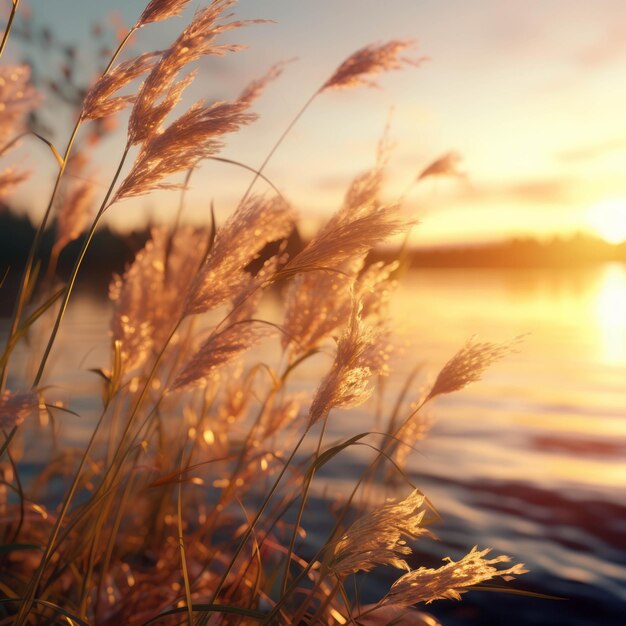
[329,490,428,575]
[276,206,409,282]
[309,302,391,425]
[83,52,158,120]
[380,547,527,607]
[138,0,193,26]
[171,321,273,391]
[0,168,29,200]
[426,338,514,401]
[53,181,96,254]
[322,40,424,91]
[116,97,257,203]
[0,65,40,147]
[417,151,464,181]
[110,226,207,373]
[129,0,257,145]
[185,196,295,315]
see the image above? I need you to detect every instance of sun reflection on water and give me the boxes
[594,263,626,365]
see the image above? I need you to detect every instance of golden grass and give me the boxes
[0,2,525,624]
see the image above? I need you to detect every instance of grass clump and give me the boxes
[0,1,525,624]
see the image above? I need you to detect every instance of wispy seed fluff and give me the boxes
[309,302,391,426]
[0,168,29,201]
[329,490,428,575]
[380,547,527,607]
[137,0,193,27]
[185,196,295,316]
[82,52,158,120]
[52,180,96,257]
[171,321,272,391]
[0,65,40,147]
[426,338,514,401]
[0,390,38,429]
[417,151,464,181]
[322,40,425,91]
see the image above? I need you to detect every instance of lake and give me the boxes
[2,264,625,625]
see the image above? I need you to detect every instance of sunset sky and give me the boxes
[5,0,626,245]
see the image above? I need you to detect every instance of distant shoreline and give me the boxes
[2,208,625,281]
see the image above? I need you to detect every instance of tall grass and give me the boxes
[1,1,526,624]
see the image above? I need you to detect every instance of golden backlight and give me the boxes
[587,198,626,245]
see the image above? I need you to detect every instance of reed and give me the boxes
[0,2,526,624]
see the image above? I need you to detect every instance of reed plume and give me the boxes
[309,302,391,425]
[128,0,257,145]
[322,40,424,91]
[0,66,39,199]
[0,168,28,200]
[380,547,527,607]
[329,489,428,575]
[185,196,295,315]
[417,151,464,181]
[171,321,273,391]
[426,338,513,401]
[115,97,258,202]
[0,390,38,429]
[137,0,193,26]
[82,52,158,120]
[51,180,96,260]
[110,226,207,373]
[0,65,39,147]
[282,257,397,358]
[276,206,408,281]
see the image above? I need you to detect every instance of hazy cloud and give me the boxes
[556,137,626,163]
[575,24,626,67]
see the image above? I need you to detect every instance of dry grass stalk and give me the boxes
[82,52,159,120]
[0,390,38,429]
[380,546,528,607]
[426,338,514,401]
[185,196,295,315]
[330,489,428,575]
[322,40,424,91]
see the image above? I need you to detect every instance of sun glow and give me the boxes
[594,264,626,365]
[586,198,626,245]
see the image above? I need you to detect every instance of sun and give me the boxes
[586,197,626,244]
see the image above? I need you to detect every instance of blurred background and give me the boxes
[1,1,625,624]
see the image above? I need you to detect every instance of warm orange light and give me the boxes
[586,197,626,244]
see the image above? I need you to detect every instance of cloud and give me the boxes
[444,177,573,207]
[556,137,626,163]
[575,24,626,68]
